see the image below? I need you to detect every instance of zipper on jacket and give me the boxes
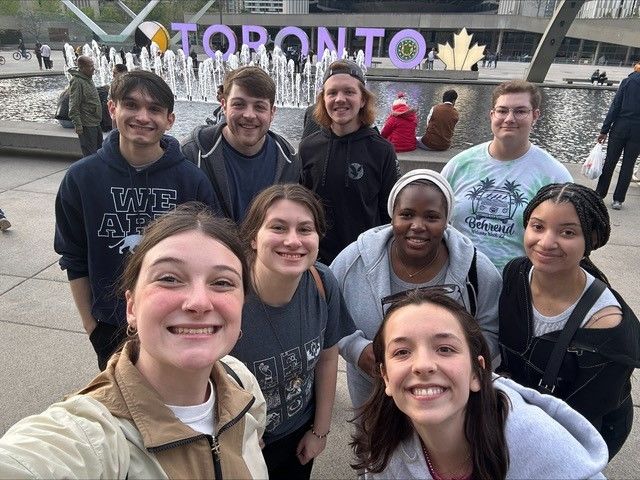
[208,435,223,479]
[147,433,207,453]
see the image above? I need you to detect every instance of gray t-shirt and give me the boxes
[231,263,355,444]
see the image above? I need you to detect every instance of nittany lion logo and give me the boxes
[348,162,364,180]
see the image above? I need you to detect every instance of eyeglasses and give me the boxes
[380,284,466,313]
[491,107,533,120]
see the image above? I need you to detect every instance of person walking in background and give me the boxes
[181,66,299,222]
[40,43,51,69]
[299,59,399,264]
[441,80,572,272]
[417,89,459,151]
[425,48,436,70]
[380,92,417,152]
[68,55,103,157]
[0,208,11,231]
[55,71,215,370]
[595,59,640,210]
[34,41,42,70]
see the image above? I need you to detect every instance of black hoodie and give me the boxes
[299,125,400,264]
[54,131,215,326]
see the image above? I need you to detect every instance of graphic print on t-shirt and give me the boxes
[463,177,526,240]
[252,335,323,432]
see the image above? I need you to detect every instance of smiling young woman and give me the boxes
[231,183,356,479]
[352,289,608,480]
[498,183,640,459]
[0,204,268,478]
[331,169,501,410]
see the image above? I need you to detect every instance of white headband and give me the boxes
[387,169,455,219]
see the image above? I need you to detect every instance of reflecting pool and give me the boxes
[0,76,614,163]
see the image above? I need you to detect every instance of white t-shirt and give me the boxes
[40,44,51,57]
[441,141,572,272]
[167,379,215,435]
[530,268,620,337]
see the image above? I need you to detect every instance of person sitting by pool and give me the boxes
[498,183,640,460]
[0,204,268,479]
[351,288,608,479]
[598,71,608,85]
[381,92,418,152]
[591,69,600,83]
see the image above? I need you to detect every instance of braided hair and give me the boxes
[523,183,611,285]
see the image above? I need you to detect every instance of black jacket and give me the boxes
[498,257,640,427]
[299,125,400,264]
[601,71,640,135]
[181,123,300,221]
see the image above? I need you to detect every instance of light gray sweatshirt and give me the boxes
[365,376,608,479]
[331,224,501,408]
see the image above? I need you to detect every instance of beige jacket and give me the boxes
[0,342,267,479]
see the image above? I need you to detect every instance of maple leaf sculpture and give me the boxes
[437,28,486,71]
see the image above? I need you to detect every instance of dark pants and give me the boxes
[596,123,640,203]
[36,53,42,69]
[262,421,314,480]
[43,56,51,69]
[78,126,103,157]
[89,322,127,371]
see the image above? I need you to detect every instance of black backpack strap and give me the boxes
[219,359,243,388]
[538,278,607,394]
[465,247,478,317]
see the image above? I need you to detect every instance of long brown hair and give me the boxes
[351,289,510,479]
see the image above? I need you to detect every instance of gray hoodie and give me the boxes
[331,224,501,408]
[365,376,608,479]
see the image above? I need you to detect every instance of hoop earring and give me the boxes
[238,329,243,340]
[126,324,137,337]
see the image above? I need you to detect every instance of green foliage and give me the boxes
[2,0,20,16]
[99,4,127,23]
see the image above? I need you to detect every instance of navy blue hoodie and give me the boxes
[54,131,215,326]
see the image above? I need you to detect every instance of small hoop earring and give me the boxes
[238,329,243,340]
[126,324,137,337]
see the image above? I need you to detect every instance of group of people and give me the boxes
[381,89,459,153]
[0,56,639,479]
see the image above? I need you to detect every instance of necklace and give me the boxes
[421,441,472,480]
[394,241,441,279]
[255,277,305,391]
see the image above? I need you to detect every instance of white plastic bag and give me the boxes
[581,143,605,180]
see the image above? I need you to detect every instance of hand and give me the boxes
[296,430,327,465]
[597,133,607,144]
[75,126,83,135]
[357,343,377,377]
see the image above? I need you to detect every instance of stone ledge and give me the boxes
[0,121,82,158]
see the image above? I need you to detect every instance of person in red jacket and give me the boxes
[381,92,417,152]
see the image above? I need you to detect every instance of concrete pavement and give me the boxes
[0,148,638,478]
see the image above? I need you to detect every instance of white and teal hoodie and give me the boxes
[331,224,501,409]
